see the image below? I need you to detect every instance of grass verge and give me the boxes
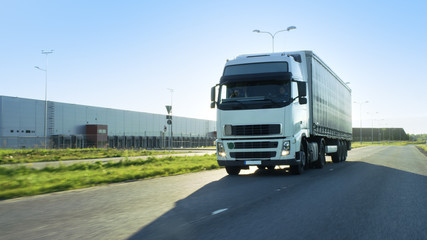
[0,154,219,200]
[351,141,424,149]
[417,145,427,151]
[416,145,427,157]
[0,148,185,164]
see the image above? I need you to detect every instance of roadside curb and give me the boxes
[416,146,427,157]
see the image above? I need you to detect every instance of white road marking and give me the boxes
[212,208,228,215]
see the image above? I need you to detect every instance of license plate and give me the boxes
[245,161,261,165]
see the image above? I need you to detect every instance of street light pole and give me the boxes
[354,101,369,144]
[35,49,54,149]
[367,112,379,143]
[253,26,296,52]
[167,88,174,150]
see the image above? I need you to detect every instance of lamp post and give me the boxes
[253,26,296,52]
[367,112,379,143]
[354,101,369,144]
[166,88,174,150]
[35,50,54,149]
[377,119,385,142]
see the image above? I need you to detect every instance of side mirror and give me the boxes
[210,86,216,108]
[297,82,307,97]
[299,97,307,105]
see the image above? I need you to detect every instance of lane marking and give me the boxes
[212,208,228,215]
[276,186,288,191]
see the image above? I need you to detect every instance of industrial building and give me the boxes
[0,96,216,149]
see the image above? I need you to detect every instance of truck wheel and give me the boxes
[314,140,326,168]
[342,141,347,161]
[331,141,341,163]
[337,140,342,162]
[331,152,339,163]
[291,145,306,175]
[339,140,346,162]
[226,166,241,175]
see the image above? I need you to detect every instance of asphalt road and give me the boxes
[1,145,426,240]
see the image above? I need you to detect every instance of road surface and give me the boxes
[0,145,426,239]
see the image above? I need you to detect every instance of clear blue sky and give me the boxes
[1,0,426,134]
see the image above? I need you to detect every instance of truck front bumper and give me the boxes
[216,137,299,167]
[217,159,299,167]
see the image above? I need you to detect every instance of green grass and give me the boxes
[0,154,219,200]
[416,145,427,152]
[351,141,424,149]
[2,141,424,200]
[0,148,185,164]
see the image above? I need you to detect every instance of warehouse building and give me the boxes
[0,96,216,149]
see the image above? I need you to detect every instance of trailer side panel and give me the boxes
[306,52,352,140]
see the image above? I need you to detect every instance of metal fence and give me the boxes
[0,135,216,149]
[352,128,409,142]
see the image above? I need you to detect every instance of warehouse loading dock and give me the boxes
[86,125,108,148]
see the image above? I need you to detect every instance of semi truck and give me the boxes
[210,51,352,175]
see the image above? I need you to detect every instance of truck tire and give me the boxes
[314,139,326,168]
[331,140,341,163]
[342,141,347,162]
[290,145,306,175]
[226,166,241,175]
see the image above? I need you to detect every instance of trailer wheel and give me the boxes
[342,141,347,162]
[290,145,306,175]
[339,140,346,162]
[314,139,326,168]
[331,140,341,163]
[225,166,241,175]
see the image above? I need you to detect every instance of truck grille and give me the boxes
[234,141,278,149]
[227,124,281,136]
[230,151,276,159]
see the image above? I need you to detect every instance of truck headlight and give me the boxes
[217,142,226,157]
[281,140,290,156]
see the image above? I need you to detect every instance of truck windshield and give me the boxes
[219,80,291,110]
[223,62,288,76]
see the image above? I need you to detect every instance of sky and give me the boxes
[1,0,426,134]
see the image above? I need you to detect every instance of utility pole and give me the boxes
[354,101,369,144]
[35,50,54,149]
[166,88,174,150]
[367,112,379,143]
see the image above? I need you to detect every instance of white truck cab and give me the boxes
[212,53,309,175]
[211,51,352,175]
